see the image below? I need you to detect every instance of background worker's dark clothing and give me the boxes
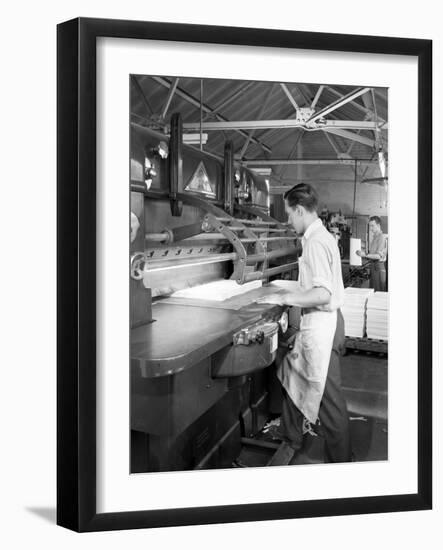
[279,309,351,463]
[368,230,387,291]
[369,260,386,291]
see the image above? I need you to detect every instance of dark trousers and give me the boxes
[370,260,386,291]
[279,310,352,463]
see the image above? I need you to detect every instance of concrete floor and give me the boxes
[236,352,388,467]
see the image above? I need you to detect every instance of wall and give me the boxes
[271,163,389,242]
[1,2,441,550]
[272,164,388,216]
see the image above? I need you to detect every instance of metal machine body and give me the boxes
[130,116,299,472]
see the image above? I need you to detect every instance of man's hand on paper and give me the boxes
[256,293,286,305]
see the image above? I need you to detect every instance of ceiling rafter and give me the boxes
[181,119,387,131]
[280,83,299,111]
[204,82,255,120]
[160,77,179,119]
[131,75,154,115]
[238,84,276,159]
[307,87,371,123]
[310,85,325,109]
[149,76,273,154]
[327,85,387,124]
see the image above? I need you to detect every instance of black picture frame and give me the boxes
[57,17,432,532]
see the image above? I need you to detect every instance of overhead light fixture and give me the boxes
[250,167,272,176]
[182,133,208,145]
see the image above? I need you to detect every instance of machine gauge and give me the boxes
[278,311,289,333]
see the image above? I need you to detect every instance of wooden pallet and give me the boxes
[345,336,388,355]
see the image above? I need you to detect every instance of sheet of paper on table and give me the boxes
[171,279,262,301]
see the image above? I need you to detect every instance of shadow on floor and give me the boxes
[26,507,56,524]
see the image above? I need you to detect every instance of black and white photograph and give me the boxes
[129,75,389,474]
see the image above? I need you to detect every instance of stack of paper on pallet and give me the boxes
[171,279,262,301]
[342,287,375,338]
[366,291,389,340]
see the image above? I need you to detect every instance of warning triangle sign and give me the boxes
[185,161,216,196]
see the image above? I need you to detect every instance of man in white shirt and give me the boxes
[259,183,351,463]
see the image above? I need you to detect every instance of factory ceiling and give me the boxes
[130,75,388,189]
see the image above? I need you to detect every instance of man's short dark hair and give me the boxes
[369,216,381,225]
[283,183,319,212]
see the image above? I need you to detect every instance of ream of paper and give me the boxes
[171,279,262,301]
[350,238,362,266]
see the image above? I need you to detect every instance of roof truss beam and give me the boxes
[323,127,375,147]
[238,84,276,158]
[307,87,371,123]
[310,85,325,109]
[243,158,379,166]
[280,83,299,111]
[181,119,387,131]
[204,82,255,119]
[150,76,272,153]
[327,85,387,125]
[160,77,179,119]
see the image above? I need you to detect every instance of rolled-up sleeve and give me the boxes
[305,240,333,294]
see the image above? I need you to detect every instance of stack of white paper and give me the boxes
[171,279,262,301]
[366,291,389,340]
[349,238,362,266]
[342,287,375,337]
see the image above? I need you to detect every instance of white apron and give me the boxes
[277,256,337,424]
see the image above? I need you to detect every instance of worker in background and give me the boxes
[258,183,351,463]
[356,216,387,291]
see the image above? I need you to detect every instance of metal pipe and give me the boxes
[240,236,298,243]
[145,254,237,271]
[180,233,227,241]
[353,160,357,218]
[145,232,170,243]
[224,141,234,215]
[216,217,278,226]
[242,261,299,282]
[200,79,203,151]
[243,158,379,166]
[246,247,298,264]
[228,227,288,233]
[182,118,385,131]
[131,182,148,194]
[168,113,183,216]
[161,77,179,119]
[146,253,237,265]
